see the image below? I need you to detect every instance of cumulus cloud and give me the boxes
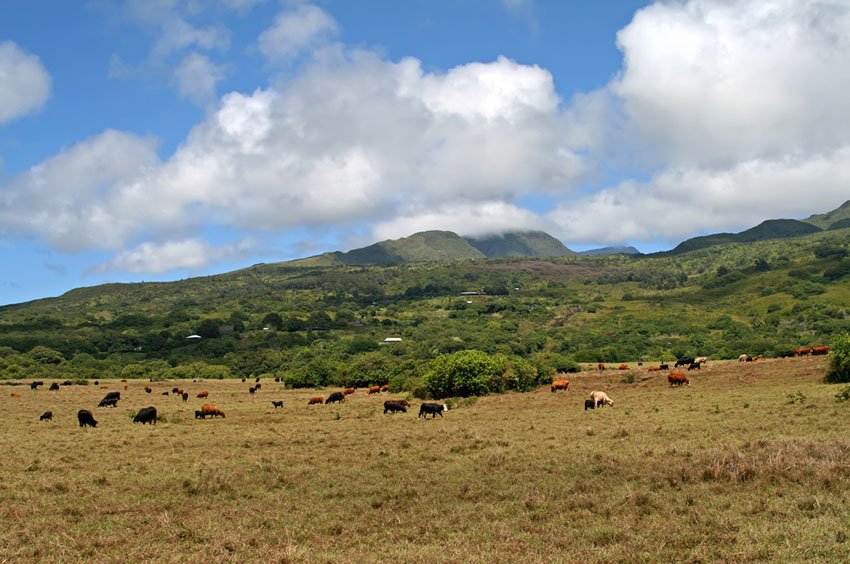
[613,0,850,167]
[174,53,226,105]
[549,147,850,245]
[0,41,51,124]
[100,238,254,273]
[258,3,339,61]
[371,201,548,242]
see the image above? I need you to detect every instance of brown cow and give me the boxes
[618,364,629,370]
[668,371,689,387]
[597,363,606,371]
[550,379,570,392]
[197,391,209,398]
[144,386,152,393]
[812,346,830,356]
[308,397,324,405]
[381,384,390,392]
[368,385,381,394]
[795,347,812,356]
[10,392,21,398]
[200,404,225,418]
[648,365,662,372]
[343,387,355,395]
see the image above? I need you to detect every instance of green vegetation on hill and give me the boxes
[1,226,849,396]
[464,230,573,258]
[804,199,850,229]
[661,219,822,255]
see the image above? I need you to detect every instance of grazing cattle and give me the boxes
[381,384,390,392]
[161,391,169,395]
[30,381,44,390]
[274,377,281,383]
[648,365,662,372]
[383,400,407,414]
[326,392,345,404]
[248,387,256,395]
[255,383,261,390]
[668,371,689,387]
[675,357,694,368]
[256,377,261,383]
[659,363,669,370]
[197,391,209,398]
[10,392,21,398]
[200,404,225,418]
[77,409,97,428]
[550,379,570,392]
[49,382,60,391]
[618,364,629,370]
[795,347,812,356]
[40,411,53,421]
[133,407,157,425]
[812,346,830,356]
[738,354,751,362]
[584,399,595,410]
[172,387,179,394]
[694,356,708,365]
[590,391,614,408]
[144,386,152,393]
[419,402,448,418]
[308,397,324,405]
[272,401,284,408]
[597,363,606,371]
[368,385,381,394]
[687,362,701,371]
[194,410,206,419]
[779,350,796,358]
[343,387,355,396]
[98,391,121,408]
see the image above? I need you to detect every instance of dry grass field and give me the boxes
[1,356,849,562]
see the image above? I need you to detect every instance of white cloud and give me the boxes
[174,53,226,105]
[371,201,548,242]
[548,147,850,245]
[101,238,254,273]
[258,3,339,61]
[612,0,850,167]
[0,41,51,124]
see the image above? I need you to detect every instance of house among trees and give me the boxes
[382,337,402,343]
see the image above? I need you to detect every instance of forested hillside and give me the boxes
[1,227,849,393]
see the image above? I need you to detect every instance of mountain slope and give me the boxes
[662,219,821,256]
[804,200,850,229]
[578,245,641,256]
[464,231,574,258]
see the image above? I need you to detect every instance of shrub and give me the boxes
[423,350,505,398]
[825,332,850,383]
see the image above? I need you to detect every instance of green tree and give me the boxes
[28,345,65,365]
[423,350,505,398]
[826,332,850,383]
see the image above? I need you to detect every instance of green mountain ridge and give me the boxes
[804,200,850,230]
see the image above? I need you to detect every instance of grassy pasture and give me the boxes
[1,357,849,562]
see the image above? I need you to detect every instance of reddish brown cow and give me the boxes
[812,346,830,356]
[618,364,629,370]
[795,347,812,356]
[197,391,209,398]
[343,387,355,395]
[597,363,605,371]
[200,404,225,418]
[648,365,662,372]
[368,385,381,394]
[308,397,324,405]
[10,392,21,398]
[381,384,390,392]
[550,379,570,392]
[668,371,689,387]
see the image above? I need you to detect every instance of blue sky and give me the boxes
[1,0,849,306]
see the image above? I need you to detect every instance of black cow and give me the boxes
[30,381,44,390]
[255,377,261,383]
[659,363,670,370]
[272,401,284,408]
[779,350,796,358]
[78,409,98,428]
[98,397,118,408]
[248,386,256,394]
[383,400,407,414]
[584,399,595,410]
[254,383,261,390]
[49,382,60,391]
[674,357,694,368]
[40,411,53,421]
[194,410,207,419]
[172,387,180,394]
[687,362,701,371]
[418,403,448,418]
[133,406,157,425]
[181,392,188,402]
[326,391,345,404]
